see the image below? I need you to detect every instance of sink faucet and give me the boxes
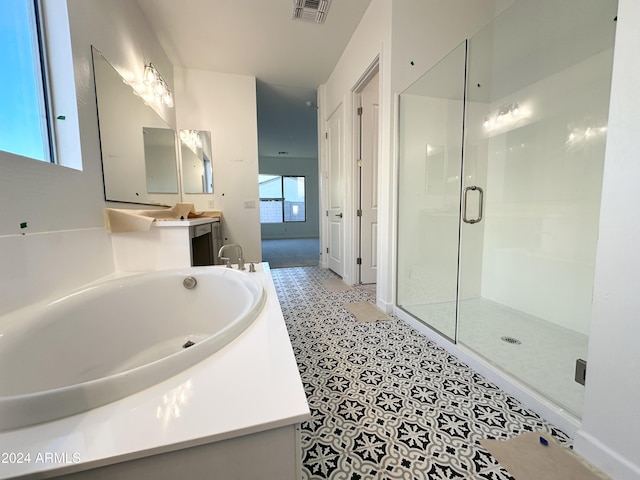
[218,244,245,270]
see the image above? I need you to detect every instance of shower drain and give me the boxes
[501,336,522,345]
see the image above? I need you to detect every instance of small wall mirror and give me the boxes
[180,129,213,194]
[92,46,180,205]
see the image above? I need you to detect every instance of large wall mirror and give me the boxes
[180,129,213,194]
[92,46,180,206]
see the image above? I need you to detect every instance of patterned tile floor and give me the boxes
[271,266,569,480]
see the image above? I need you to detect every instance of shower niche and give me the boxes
[396,0,618,418]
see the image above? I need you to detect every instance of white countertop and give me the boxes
[153,217,220,227]
[0,264,309,479]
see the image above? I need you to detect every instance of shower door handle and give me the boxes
[462,186,484,224]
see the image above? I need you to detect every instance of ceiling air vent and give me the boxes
[292,0,332,24]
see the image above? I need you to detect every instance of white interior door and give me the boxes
[358,71,379,284]
[327,106,344,276]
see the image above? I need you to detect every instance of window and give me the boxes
[0,0,54,162]
[259,175,306,223]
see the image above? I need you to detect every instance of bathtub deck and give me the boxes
[0,264,309,479]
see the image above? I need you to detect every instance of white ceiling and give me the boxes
[137,0,371,89]
[136,0,371,158]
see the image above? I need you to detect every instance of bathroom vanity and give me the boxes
[110,215,222,272]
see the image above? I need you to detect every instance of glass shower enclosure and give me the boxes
[396,0,617,418]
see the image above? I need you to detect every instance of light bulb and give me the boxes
[143,65,156,85]
[154,81,166,96]
[163,90,174,108]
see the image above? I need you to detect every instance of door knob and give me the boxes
[335,213,343,218]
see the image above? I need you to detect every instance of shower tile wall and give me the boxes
[0,228,114,316]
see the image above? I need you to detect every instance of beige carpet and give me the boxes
[481,432,610,480]
[344,301,389,323]
[322,278,352,292]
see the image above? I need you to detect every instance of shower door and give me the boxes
[397,0,617,418]
[396,41,467,341]
[456,0,617,418]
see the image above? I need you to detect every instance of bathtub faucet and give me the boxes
[218,244,245,270]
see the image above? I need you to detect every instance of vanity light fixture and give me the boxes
[180,129,202,153]
[483,102,526,133]
[141,63,174,108]
[566,125,607,145]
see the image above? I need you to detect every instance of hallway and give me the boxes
[262,238,320,268]
[272,266,568,479]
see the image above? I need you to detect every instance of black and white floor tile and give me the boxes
[271,266,570,480]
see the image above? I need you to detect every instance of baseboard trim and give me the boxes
[377,299,394,314]
[574,430,640,480]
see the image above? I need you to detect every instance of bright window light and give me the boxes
[0,0,54,162]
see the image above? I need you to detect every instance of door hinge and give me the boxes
[356,257,362,265]
[325,132,328,139]
[357,107,363,116]
[326,210,329,216]
[575,358,587,386]
[356,209,362,217]
[357,159,363,167]
[326,247,329,254]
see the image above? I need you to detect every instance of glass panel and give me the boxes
[284,176,306,222]
[181,130,213,194]
[92,47,180,205]
[144,127,179,194]
[0,0,52,162]
[396,41,467,341]
[259,174,283,223]
[260,199,283,223]
[458,0,617,417]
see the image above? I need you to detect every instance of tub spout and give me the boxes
[218,244,245,270]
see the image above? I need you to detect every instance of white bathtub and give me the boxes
[0,266,266,432]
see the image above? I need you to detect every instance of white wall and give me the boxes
[390,0,515,94]
[0,0,174,315]
[320,0,510,302]
[175,67,261,262]
[574,1,640,478]
[320,0,392,292]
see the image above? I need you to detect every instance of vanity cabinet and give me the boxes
[110,217,222,272]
